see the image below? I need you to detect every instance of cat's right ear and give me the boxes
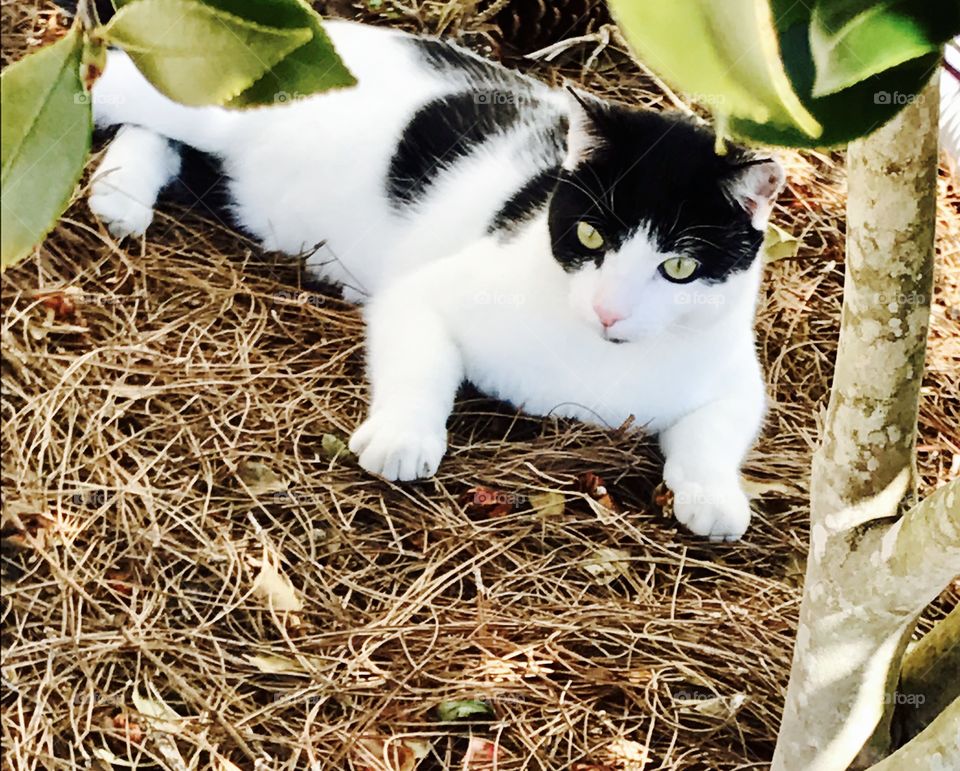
[563,86,606,170]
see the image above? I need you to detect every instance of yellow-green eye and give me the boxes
[659,256,700,283]
[576,221,604,250]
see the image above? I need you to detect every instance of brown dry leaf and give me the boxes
[245,653,310,675]
[579,473,621,512]
[460,486,514,518]
[354,735,430,771]
[38,290,77,320]
[111,713,144,744]
[529,490,565,517]
[237,460,287,495]
[105,567,134,596]
[676,692,750,722]
[251,548,304,613]
[464,737,498,768]
[651,482,674,518]
[211,755,244,771]
[132,683,182,734]
[1,511,55,551]
[582,547,632,586]
[603,738,649,770]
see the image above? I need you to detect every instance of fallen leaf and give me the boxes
[38,289,77,320]
[252,548,304,613]
[604,738,649,770]
[321,433,350,462]
[436,699,493,721]
[211,755,245,771]
[762,223,801,262]
[529,490,565,517]
[132,682,181,734]
[237,460,286,494]
[110,712,144,744]
[464,737,498,767]
[676,692,750,722]
[582,547,632,586]
[579,473,620,512]
[354,735,429,771]
[245,653,309,675]
[460,486,514,518]
[651,483,674,518]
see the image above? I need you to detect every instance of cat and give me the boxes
[83,18,785,542]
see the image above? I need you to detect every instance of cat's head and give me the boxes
[548,90,784,343]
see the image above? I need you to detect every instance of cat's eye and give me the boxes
[659,256,700,283]
[576,221,604,250]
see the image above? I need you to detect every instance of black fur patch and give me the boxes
[548,105,763,281]
[387,92,525,207]
[488,166,560,235]
[164,145,237,230]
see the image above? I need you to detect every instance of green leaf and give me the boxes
[607,0,822,140]
[101,0,313,106]
[809,0,958,97]
[436,700,493,721]
[762,223,800,262]
[321,433,350,462]
[732,0,942,147]
[217,0,356,107]
[1,26,91,269]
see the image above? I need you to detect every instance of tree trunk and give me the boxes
[771,76,960,771]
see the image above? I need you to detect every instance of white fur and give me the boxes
[89,21,771,540]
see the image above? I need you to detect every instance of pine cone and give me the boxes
[483,0,611,58]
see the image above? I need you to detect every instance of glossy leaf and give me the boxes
[607,0,822,141]
[810,0,959,96]
[1,26,91,269]
[101,0,313,106]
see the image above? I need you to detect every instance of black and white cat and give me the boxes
[86,20,785,541]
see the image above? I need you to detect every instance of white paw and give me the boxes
[89,179,155,238]
[349,411,446,482]
[663,462,752,542]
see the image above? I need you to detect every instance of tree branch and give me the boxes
[894,602,960,742]
[868,697,960,770]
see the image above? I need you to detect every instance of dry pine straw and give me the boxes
[1,2,958,770]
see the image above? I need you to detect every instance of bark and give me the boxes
[894,602,960,742]
[868,697,960,771]
[771,76,957,771]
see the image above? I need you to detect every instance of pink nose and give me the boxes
[593,303,625,329]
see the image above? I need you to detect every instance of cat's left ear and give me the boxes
[723,158,785,230]
[562,85,607,170]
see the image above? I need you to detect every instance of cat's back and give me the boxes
[229,22,565,291]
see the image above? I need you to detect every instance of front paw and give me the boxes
[349,412,446,482]
[662,463,752,542]
[89,180,154,238]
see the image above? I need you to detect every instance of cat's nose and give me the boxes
[593,303,625,329]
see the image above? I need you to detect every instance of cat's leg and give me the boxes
[89,125,181,238]
[349,285,463,481]
[659,394,765,542]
